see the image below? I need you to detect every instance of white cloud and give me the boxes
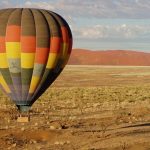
[0,0,15,8]
[0,0,150,18]
[73,24,150,40]
[52,0,150,19]
[24,1,55,10]
[25,1,32,6]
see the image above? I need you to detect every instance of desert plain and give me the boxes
[0,65,150,150]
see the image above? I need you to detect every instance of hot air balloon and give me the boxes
[0,8,72,113]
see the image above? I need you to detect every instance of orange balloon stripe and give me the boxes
[0,37,6,53]
[35,48,49,64]
[21,36,36,53]
[6,25,21,42]
[49,37,61,53]
[61,27,69,43]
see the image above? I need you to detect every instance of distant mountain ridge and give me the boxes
[68,49,150,66]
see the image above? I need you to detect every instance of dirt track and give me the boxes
[0,65,150,150]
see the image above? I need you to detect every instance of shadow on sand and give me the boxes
[122,122,150,128]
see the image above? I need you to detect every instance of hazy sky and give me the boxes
[1,0,150,51]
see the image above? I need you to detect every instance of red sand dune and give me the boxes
[68,49,150,66]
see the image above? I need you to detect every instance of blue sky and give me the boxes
[1,0,150,51]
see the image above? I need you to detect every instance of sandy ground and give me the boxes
[0,65,150,150]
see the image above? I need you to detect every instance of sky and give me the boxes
[1,0,150,51]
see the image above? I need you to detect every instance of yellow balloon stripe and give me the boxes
[62,43,69,58]
[29,76,40,93]
[0,53,8,68]
[0,75,11,93]
[6,42,21,58]
[21,53,35,68]
[46,53,59,69]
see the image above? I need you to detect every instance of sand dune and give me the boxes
[68,49,150,66]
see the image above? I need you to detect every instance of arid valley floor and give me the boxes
[0,65,150,150]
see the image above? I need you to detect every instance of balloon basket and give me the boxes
[17,117,30,123]
[17,113,30,123]
[17,105,30,123]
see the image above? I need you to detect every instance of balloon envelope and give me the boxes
[0,8,72,112]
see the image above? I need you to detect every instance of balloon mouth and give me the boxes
[17,105,31,113]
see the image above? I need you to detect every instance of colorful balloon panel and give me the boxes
[0,8,72,107]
